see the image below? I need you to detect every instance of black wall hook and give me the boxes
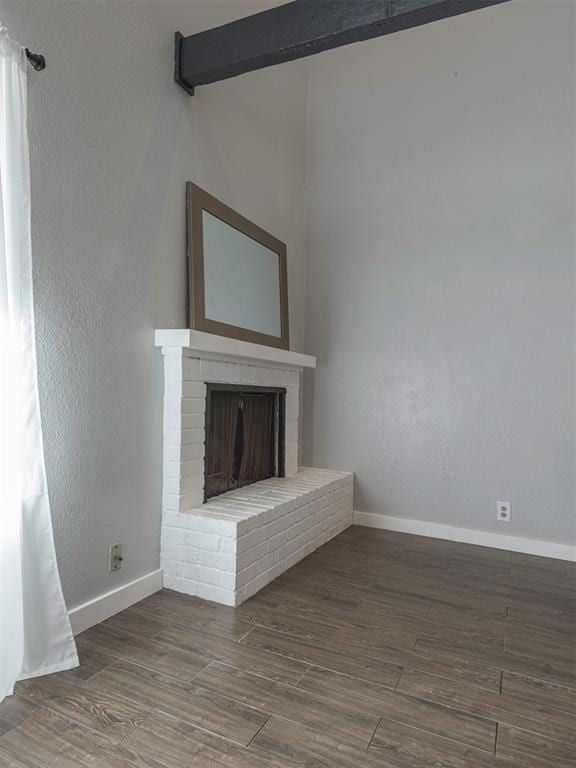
[25,48,45,71]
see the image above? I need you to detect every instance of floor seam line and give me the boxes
[245,714,272,748]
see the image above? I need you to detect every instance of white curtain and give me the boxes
[0,27,78,702]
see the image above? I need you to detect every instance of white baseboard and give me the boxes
[68,569,163,635]
[353,512,576,562]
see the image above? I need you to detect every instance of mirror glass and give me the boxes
[202,210,282,338]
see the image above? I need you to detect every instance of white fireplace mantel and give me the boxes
[155,329,316,369]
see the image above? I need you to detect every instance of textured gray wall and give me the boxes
[0,0,308,608]
[304,1,575,544]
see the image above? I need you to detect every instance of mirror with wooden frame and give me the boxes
[186,182,290,350]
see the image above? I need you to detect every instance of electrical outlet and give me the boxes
[108,543,123,572]
[497,501,511,523]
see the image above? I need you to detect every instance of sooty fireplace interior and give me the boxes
[204,384,286,500]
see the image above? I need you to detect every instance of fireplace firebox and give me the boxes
[204,384,285,500]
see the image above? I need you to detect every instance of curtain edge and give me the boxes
[17,652,79,682]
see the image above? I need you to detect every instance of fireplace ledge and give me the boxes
[155,329,316,370]
[162,468,354,606]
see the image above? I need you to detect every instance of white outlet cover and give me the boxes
[497,501,511,522]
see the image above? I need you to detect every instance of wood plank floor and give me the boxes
[1,525,575,767]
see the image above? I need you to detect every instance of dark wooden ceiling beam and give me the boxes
[175,0,510,95]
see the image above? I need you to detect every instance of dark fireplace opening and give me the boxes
[204,384,286,500]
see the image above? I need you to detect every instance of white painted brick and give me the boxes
[163,484,204,512]
[201,361,239,382]
[236,540,268,570]
[194,583,235,606]
[285,462,299,476]
[285,419,298,434]
[165,377,183,397]
[161,543,234,572]
[163,352,183,383]
[181,398,206,414]
[285,430,298,446]
[162,572,195,595]
[163,408,182,431]
[164,575,235,606]
[182,382,207,398]
[164,429,182,447]
[162,492,180,511]
[164,459,204,479]
[219,537,236,554]
[180,472,206,492]
[181,444,205,462]
[163,445,181,463]
[162,469,353,606]
[163,527,222,552]
[219,572,236,590]
[181,414,205,429]
[163,409,206,432]
[180,429,204,446]
[179,488,205,511]
[164,511,227,535]
[182,358,202,380]
[163,428,204,448]
[182,459,206,478]
[163,477,181,495]
[285,398,299,421]
[194,564,225,585]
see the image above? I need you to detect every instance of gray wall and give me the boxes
[0,0,308,609]
[304,1,575,544]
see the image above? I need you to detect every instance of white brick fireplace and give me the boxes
[155,329,354,605]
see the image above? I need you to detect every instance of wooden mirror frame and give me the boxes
[186,182,290,350]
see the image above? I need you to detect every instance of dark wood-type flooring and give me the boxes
[1,526,575,767]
